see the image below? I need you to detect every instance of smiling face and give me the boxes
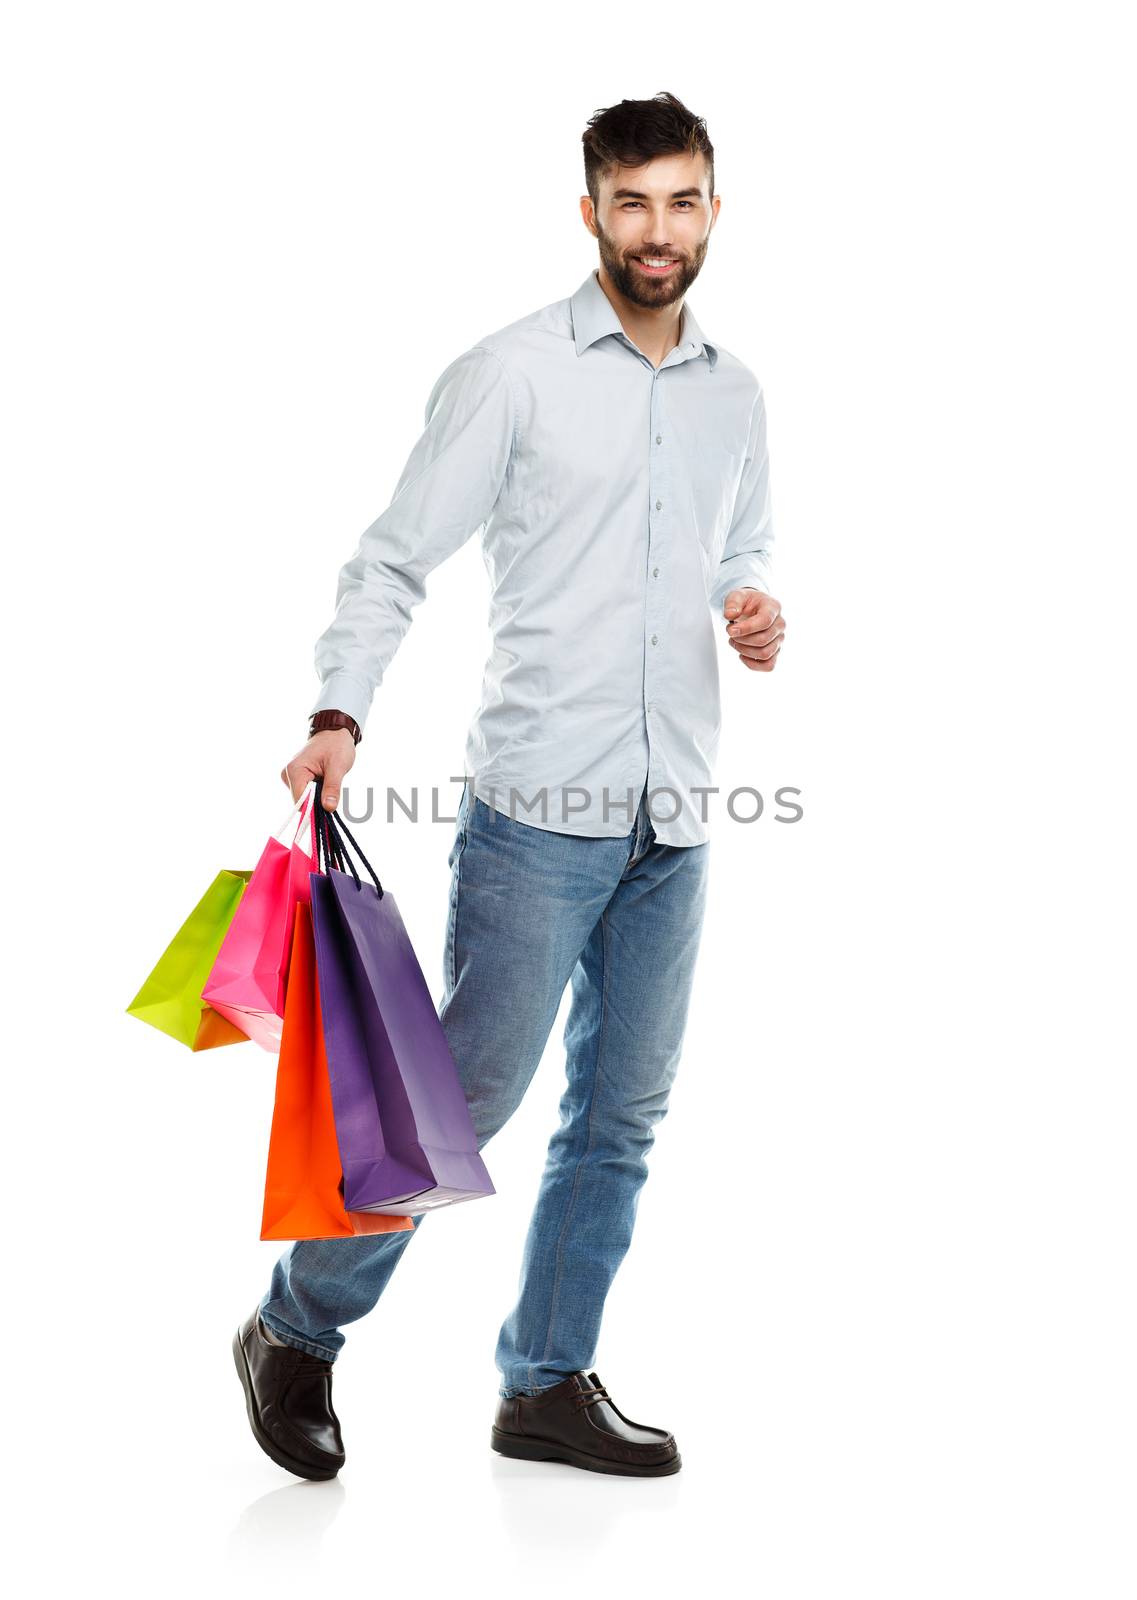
[585,151,720,309]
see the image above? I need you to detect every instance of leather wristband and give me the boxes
[309,709,362,745]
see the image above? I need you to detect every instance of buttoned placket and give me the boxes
[617,334,701,821]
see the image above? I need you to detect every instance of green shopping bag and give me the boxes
[127,869,254,1050]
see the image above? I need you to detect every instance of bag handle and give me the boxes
[312,788,350,877]
[311,800,334,876]
[327,807,383,898]
[272,779,318,857]
[313,778,384,898]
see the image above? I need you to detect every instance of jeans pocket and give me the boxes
[449,782,473,863]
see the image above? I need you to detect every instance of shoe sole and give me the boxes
[490,1424,681,1476]
[232,1326,342,1482]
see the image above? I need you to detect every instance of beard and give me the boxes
[596,223,709,308]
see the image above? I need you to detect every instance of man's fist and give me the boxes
[723,588,785,672]
[281,729,357,809]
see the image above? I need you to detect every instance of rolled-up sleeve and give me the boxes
[310,345,516,733]
[708,385,775,613]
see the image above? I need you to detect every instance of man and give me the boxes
[234,90,784,1481]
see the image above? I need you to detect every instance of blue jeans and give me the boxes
[259,780,710,1398]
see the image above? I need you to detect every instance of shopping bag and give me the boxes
[126,869,254,1050]
[202,782,319,1051]
[309,796,496,1216]
[260,901,414,1241]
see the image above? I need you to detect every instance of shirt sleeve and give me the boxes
[707,385,775,614]
[310,345,515,733]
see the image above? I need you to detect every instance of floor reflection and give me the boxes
[228,1476,345,1566]
[489,1452,683,1552]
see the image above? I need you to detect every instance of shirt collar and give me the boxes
[570,267,718,370]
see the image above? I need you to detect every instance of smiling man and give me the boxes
[235,89,784,1482]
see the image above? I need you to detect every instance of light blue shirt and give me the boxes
[312,267,775,847]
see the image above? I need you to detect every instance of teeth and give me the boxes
[638,258,675,267]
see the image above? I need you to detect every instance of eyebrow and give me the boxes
[609,187,705,200]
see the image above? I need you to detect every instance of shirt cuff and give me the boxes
[710,573,771,612]
[309,673,374,736]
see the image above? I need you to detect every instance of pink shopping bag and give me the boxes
[201,782,319,1051]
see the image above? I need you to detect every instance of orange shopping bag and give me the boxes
[260,901,415,1241]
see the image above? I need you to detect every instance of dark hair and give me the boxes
[582,91,714,209]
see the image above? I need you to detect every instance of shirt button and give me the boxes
[652,567,659,578]
[651,634,658,645]
[655,434,662,444]
[655,499,662,510]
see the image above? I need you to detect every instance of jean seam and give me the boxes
[532,906,611,1389]
[448,811,469,998]
[501,1377,566,1399]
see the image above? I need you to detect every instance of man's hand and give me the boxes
[281,729,357,809]
[723,588,785,672]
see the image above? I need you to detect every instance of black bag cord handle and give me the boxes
[324,811,360,889]
[312,781,349,878]
[313,796,327,873]
[326,806,384,898]
[311,784,330,872]
[311,781,347,875]
[313,777,384,898]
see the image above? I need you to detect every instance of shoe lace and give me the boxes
[572,1383,611,1412]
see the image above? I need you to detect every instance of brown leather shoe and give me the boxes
[491,1370,681,1476]
[232,1307,345,1480]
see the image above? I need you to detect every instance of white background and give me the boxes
[3,2,1134,1595]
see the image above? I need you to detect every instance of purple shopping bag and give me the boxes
[308,793,495,1216]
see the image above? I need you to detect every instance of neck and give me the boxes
[596,265,684,369]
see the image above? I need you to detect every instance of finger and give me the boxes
[722,587,772,622]
[727,603,782,639]
[283,759,315,802]
[730,618,785,648]
[722,589,757,620]
[732,637,783,662]
[739,641,782,670]
[732,620,786,652]
[732,624,786,649]
[320,759,352,812]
